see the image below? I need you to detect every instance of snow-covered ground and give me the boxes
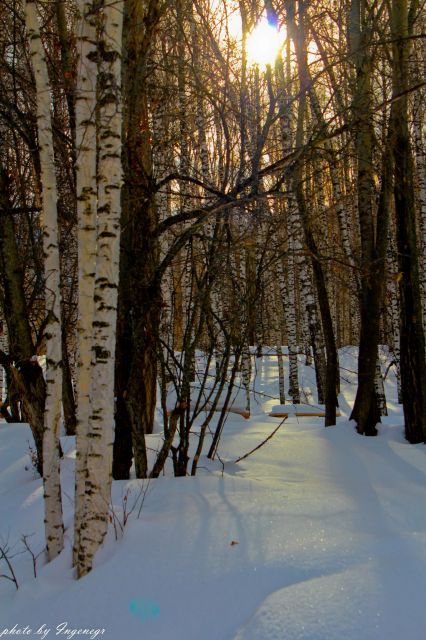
[0,347,425,640]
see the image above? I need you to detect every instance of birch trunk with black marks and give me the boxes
[25,0,64,561]
[275,56,300,404]
[73,0,98,565]
[241,344,251,414]
[292,110,338,424]
[374,358,388,416]
[287,201,301,406]
[284,4,328,407]
[386,231,402,402]
[76,0,123,577]
[154,93,175,389]
[271,274,285,404]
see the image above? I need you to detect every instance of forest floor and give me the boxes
[0,347,425,639]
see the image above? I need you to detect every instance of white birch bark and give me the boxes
[73,0,98,566]
[183,239,196,380]
[275,58,300,404]
[25,0,64,560]
[386,230,402,402]
[77,0,123,577]
[212,281,225,377]
[190,13,211,189]
[285,199,301,404]
[329,159,356,281]
[271,275,285,403]
[153,98,176,385]
[240,344,251,414]
[277,343,286,404]
[374,357,388,416]
[275,248,300,403]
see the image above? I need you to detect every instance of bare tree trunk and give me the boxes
[412,88,426,323]
[241,344,251,414]
[374,358,388,416]
[113,0,163,480]
[275,53,300,403]
[391,0,426,444]
[346,0,390,436]
[272,276,285,404]
[288,0,337,422]
[76,0,123,577]
[386,230,403,402]
[0,168,46,457]
[73,0,98,564]
[25,0,64,560]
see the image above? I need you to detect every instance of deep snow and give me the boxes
[0,347,425,640]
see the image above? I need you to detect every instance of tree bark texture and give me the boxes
[76,0,123,577]
[113,0,163,480]
[25,0,64,560]
[391,0,426,444]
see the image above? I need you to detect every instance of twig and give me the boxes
[233,417,288,464]
[109,479,153,539]
[216,450,225,477]
[109,504,123,541]
[123,481,152,524]
[0,544,19,590]
[383,359,396,381]
[21,534,44,579]
[137,479,152,519]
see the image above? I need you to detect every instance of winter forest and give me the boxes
[0,0,426,637]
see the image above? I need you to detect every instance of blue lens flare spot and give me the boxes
[129,599,160,621]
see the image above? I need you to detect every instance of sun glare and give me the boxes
[246,18,285,67]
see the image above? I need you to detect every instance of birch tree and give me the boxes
[73,0,98,566]
[25,0,64,561]
[75,0,123,577]
[275,55,300,404]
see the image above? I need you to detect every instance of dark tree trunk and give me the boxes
[391,0,426,443]
[304,226,339,427]
[348,0,384,436]
[113,0,163,479]
[0,167,45,473]
[351,141,391,435]
[61,325,76,436]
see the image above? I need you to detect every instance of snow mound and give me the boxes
[233,558,425,640]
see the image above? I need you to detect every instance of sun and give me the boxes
[246,18,286,67]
